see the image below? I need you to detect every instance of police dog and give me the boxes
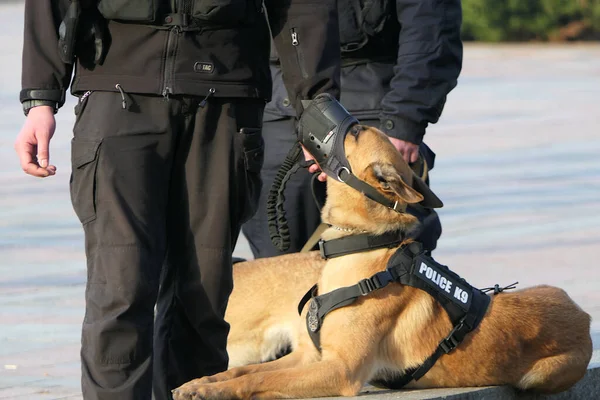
[173,126,593,399]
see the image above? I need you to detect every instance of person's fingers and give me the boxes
[16,142,51,177]
[14,131,55,178]
[400,149,410,163]
[303,144,325,176]
[15,139,34,171]
[301,146,315,162]
[15,108,57,178]
[409,147,419,164]
[36,131,51,169]
[399,145,419,164]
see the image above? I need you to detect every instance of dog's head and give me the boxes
[321,125,443,235]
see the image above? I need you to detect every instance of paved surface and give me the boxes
[0,2,599,399]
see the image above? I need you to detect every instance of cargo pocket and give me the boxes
[70,139,102,225]
[237,127,264,224]
[97,0,158,22]
[192,0,255,25]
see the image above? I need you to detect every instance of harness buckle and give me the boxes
[439,322,465,354]
[318,240,326,259]
[391,200,407,213]
[358,275,382,295]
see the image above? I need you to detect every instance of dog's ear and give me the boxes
[410,173,444,208]
[371,163,424,204]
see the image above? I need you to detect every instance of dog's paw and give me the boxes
[172,380,234,400]
[172,380,206,400]
[196,375,218,384]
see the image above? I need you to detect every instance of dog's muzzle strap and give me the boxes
[338,168,406,213]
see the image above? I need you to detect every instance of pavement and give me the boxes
[0,2,599,399]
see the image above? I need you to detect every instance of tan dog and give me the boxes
[174,126,593,399]
[225,252,324,368]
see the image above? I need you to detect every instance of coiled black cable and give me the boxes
[266,142,304,251]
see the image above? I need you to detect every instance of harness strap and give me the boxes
[297,241,492,386]
[318,230,405,259]
[298,243,419,348]
[338,169,406,213]
[379,308,482,389]
[297,266,399,349]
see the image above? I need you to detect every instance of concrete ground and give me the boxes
[0,2,599,399]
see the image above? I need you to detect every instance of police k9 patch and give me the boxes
[414,255,472,311]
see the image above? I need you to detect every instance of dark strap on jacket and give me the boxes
[297,241,491,385]
[318,230,405,259]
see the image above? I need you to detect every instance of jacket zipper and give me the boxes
[181,0,192,15]
[162,25,181,100]
[291,28,308,79]
[74,90,93,115]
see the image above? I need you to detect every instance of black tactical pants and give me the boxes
[241,117,441,258]
[69,92,265,400]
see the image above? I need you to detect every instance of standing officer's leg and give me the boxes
[153,97,266,398]
[71,92,176,400]
[241,117,324,258]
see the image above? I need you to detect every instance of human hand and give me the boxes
[387,137,419,164]
[301,145,327,182]
[14,106,57,177]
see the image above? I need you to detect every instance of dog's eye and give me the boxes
[349,125,361,138]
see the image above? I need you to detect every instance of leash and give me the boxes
[266,142,308,252]
[300,223,330,253]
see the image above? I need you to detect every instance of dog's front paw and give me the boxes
[172,380,206,400]
[172,380,233,400]
[195,375,218,384]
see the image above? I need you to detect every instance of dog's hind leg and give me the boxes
[517,351,591,394]
[173,356,371,400]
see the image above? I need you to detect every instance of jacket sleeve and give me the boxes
[379,0,463,144]
[263,0,341,117]
[20,0,73,109]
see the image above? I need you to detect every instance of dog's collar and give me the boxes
[318,230,406,259]
[331,225,367,233]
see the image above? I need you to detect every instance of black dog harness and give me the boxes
[298,241,492,387]
[317,230,406,259]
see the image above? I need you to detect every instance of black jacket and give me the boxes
[20,0,341,116]
[265,0,462,145]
